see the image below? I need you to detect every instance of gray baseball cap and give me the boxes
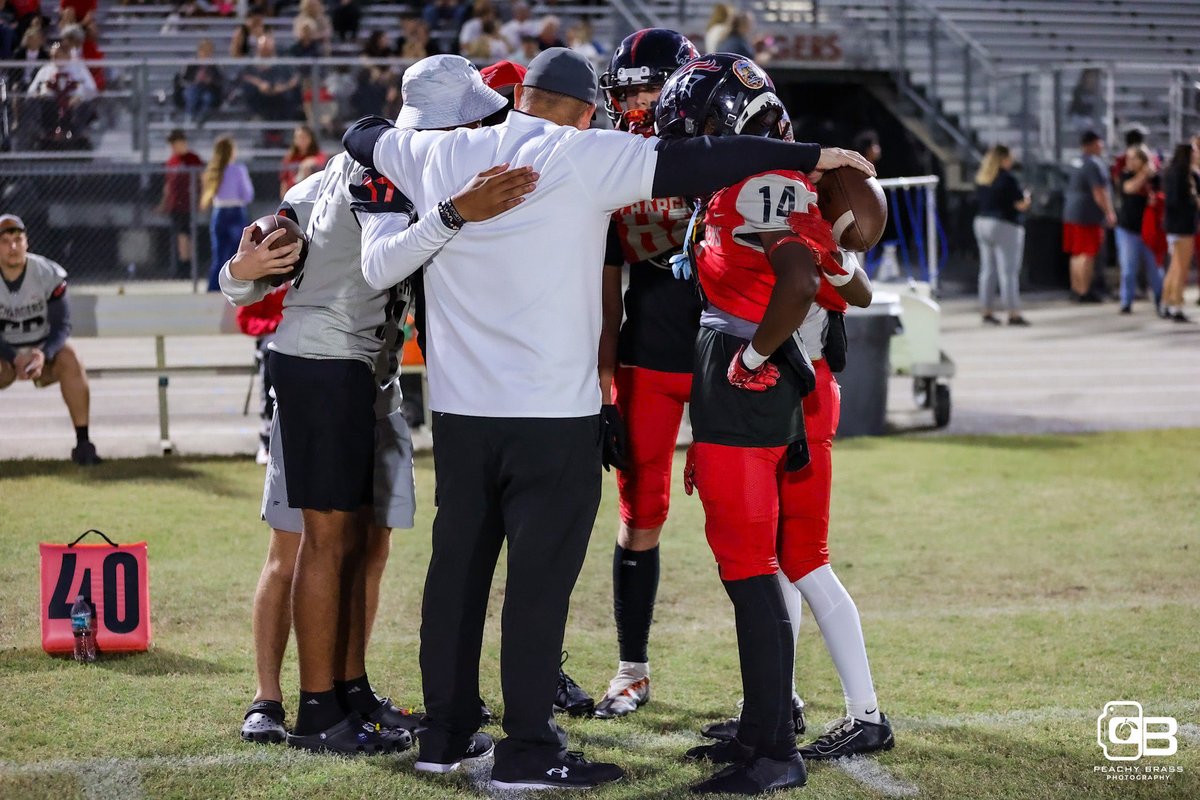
[396,55,508,130]
[0,214,25,234]
[523,47,597,106]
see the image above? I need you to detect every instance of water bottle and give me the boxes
[71,594,97,663]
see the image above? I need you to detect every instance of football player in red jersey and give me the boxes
[593,28,702,720]
[654,54,892,794]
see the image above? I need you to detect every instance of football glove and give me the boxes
[349,169,416,217]
[785,210,841,275]
[683,446,696,496]
[600,404,629,472]
[727,345,780,392]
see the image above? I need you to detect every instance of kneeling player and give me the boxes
[654,55,886,793]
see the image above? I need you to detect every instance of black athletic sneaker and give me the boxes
[554,652,595,716]
[241,700,287,744]
[684,737,752,764]
[490,750,624,790]
[415,731,495,773]
[71,441,102,466]
[701,696,806,741]
[690,754,807,795]
[363,697,422,733]
[798,713,894,761]
[286,715,413,755]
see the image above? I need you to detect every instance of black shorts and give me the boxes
[688,326,806,449]
[267,350,376,512]
[169,211,192,234]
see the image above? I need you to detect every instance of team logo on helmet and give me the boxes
[688,57,724,73]
[732,59,767,90]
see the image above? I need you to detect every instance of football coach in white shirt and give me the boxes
[343,48,874,790]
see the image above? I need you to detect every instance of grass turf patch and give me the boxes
[0,429,1197,798]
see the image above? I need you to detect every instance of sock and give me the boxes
[795,565,880,724]
[75,426,89,446]
[294,688,343,735]
[723,574,798,761]
[335,673,382,716]
[613,545,660,664]
[775,569,802,696]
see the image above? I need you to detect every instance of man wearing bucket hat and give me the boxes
[344,47,874,790]
[220,54,534,758]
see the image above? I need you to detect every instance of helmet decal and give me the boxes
[732,59,767,90]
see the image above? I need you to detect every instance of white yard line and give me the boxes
[833,756,920,797]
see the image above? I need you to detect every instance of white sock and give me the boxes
[775,569,803,696]
[795,564,880,724]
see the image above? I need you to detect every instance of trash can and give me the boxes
[837,292,902,437]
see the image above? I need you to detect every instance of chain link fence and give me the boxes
[0,162,295,287]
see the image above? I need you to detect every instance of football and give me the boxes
[250,214,308,287]
[816,167,888,251]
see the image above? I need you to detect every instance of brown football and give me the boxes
[816,168,888,251]
[250,214,308,287]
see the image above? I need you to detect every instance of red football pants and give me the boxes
[614,365,693,529]
[692,359,840,582]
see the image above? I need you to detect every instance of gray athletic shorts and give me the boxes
[261,407,417,532]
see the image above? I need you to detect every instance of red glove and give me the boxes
[683,446,696,496]
[785,210,841,275]
[727,345,780,392]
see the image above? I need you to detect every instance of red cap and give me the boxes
[480,60,527,92]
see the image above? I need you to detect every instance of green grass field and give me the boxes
[1,429,1198,799]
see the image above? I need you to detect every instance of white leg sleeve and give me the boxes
[795,564,880,723]
[775,568,803,697]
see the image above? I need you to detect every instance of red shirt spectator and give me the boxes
[163,130,203,214]
[60,0,94,19]
[278,124,326,198]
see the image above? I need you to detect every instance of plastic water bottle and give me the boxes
[71,594,97,663]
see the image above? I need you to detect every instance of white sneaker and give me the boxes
[255,444,270,466]
[593,661,650,719]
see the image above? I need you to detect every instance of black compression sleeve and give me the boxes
[42,292,71,360]
[341,116,392,171]
[651,136,821,198]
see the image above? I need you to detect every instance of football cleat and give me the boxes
[285,715,413,755]
[798,713,894,761]
[690,754,807,795]
[554,652,595,716]
[684,737,752,764]
[701,696,806,741]
[593,663,650,719]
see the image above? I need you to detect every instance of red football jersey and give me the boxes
[612,196,691,265]
[699,170,846,322]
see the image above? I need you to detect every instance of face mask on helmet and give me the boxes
[605,80,665,136]
[732,92,785,138]
[601,28,698,131]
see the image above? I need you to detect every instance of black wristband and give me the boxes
[438,198,466,231]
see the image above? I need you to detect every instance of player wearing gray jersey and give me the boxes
[218,54,538,756]
[0,214,100,465]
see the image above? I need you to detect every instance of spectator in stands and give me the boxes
[1067,68,1103,136]
[239,32,302,121]
[705,2,732,54]
[27,40,97,146]
[854,129,882,168]
[511,31,538,66]
[10,0,43,41]
[178,38,223,123]
[424,0,467,55]
[331,0,361,42]
[457,0,494,51]
[160,129,204,279]
[399,18,431,59]
[230,12,265,58]
[10,22,45,93]
[351,36,398,117]
[1114,143,1163,315]
[279,124,326,198]
[362,29,392,58]
[230,25,250,58]
[0,0,18,60]
[289,18,325,58]
[1062,131,1115,303]
[1160,142,1198,322]
[567,20,601,60]
[974,144,1031,326]
[292,0,331,48]
[535,15,564,50]
[79,14,105,90]
[200,135,253,292]
[60,0,95,21]
[500,1,535,52]
[718,12,755,58]
[463,16,507,61]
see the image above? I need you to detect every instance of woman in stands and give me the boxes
[279,125,326,199]
[201,135,254,292]
[1161,141,1198,322]
[973,144,1031,326]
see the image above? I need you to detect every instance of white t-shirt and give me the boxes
[366,111,659,417]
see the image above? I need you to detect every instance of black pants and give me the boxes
[419,412,602,763]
